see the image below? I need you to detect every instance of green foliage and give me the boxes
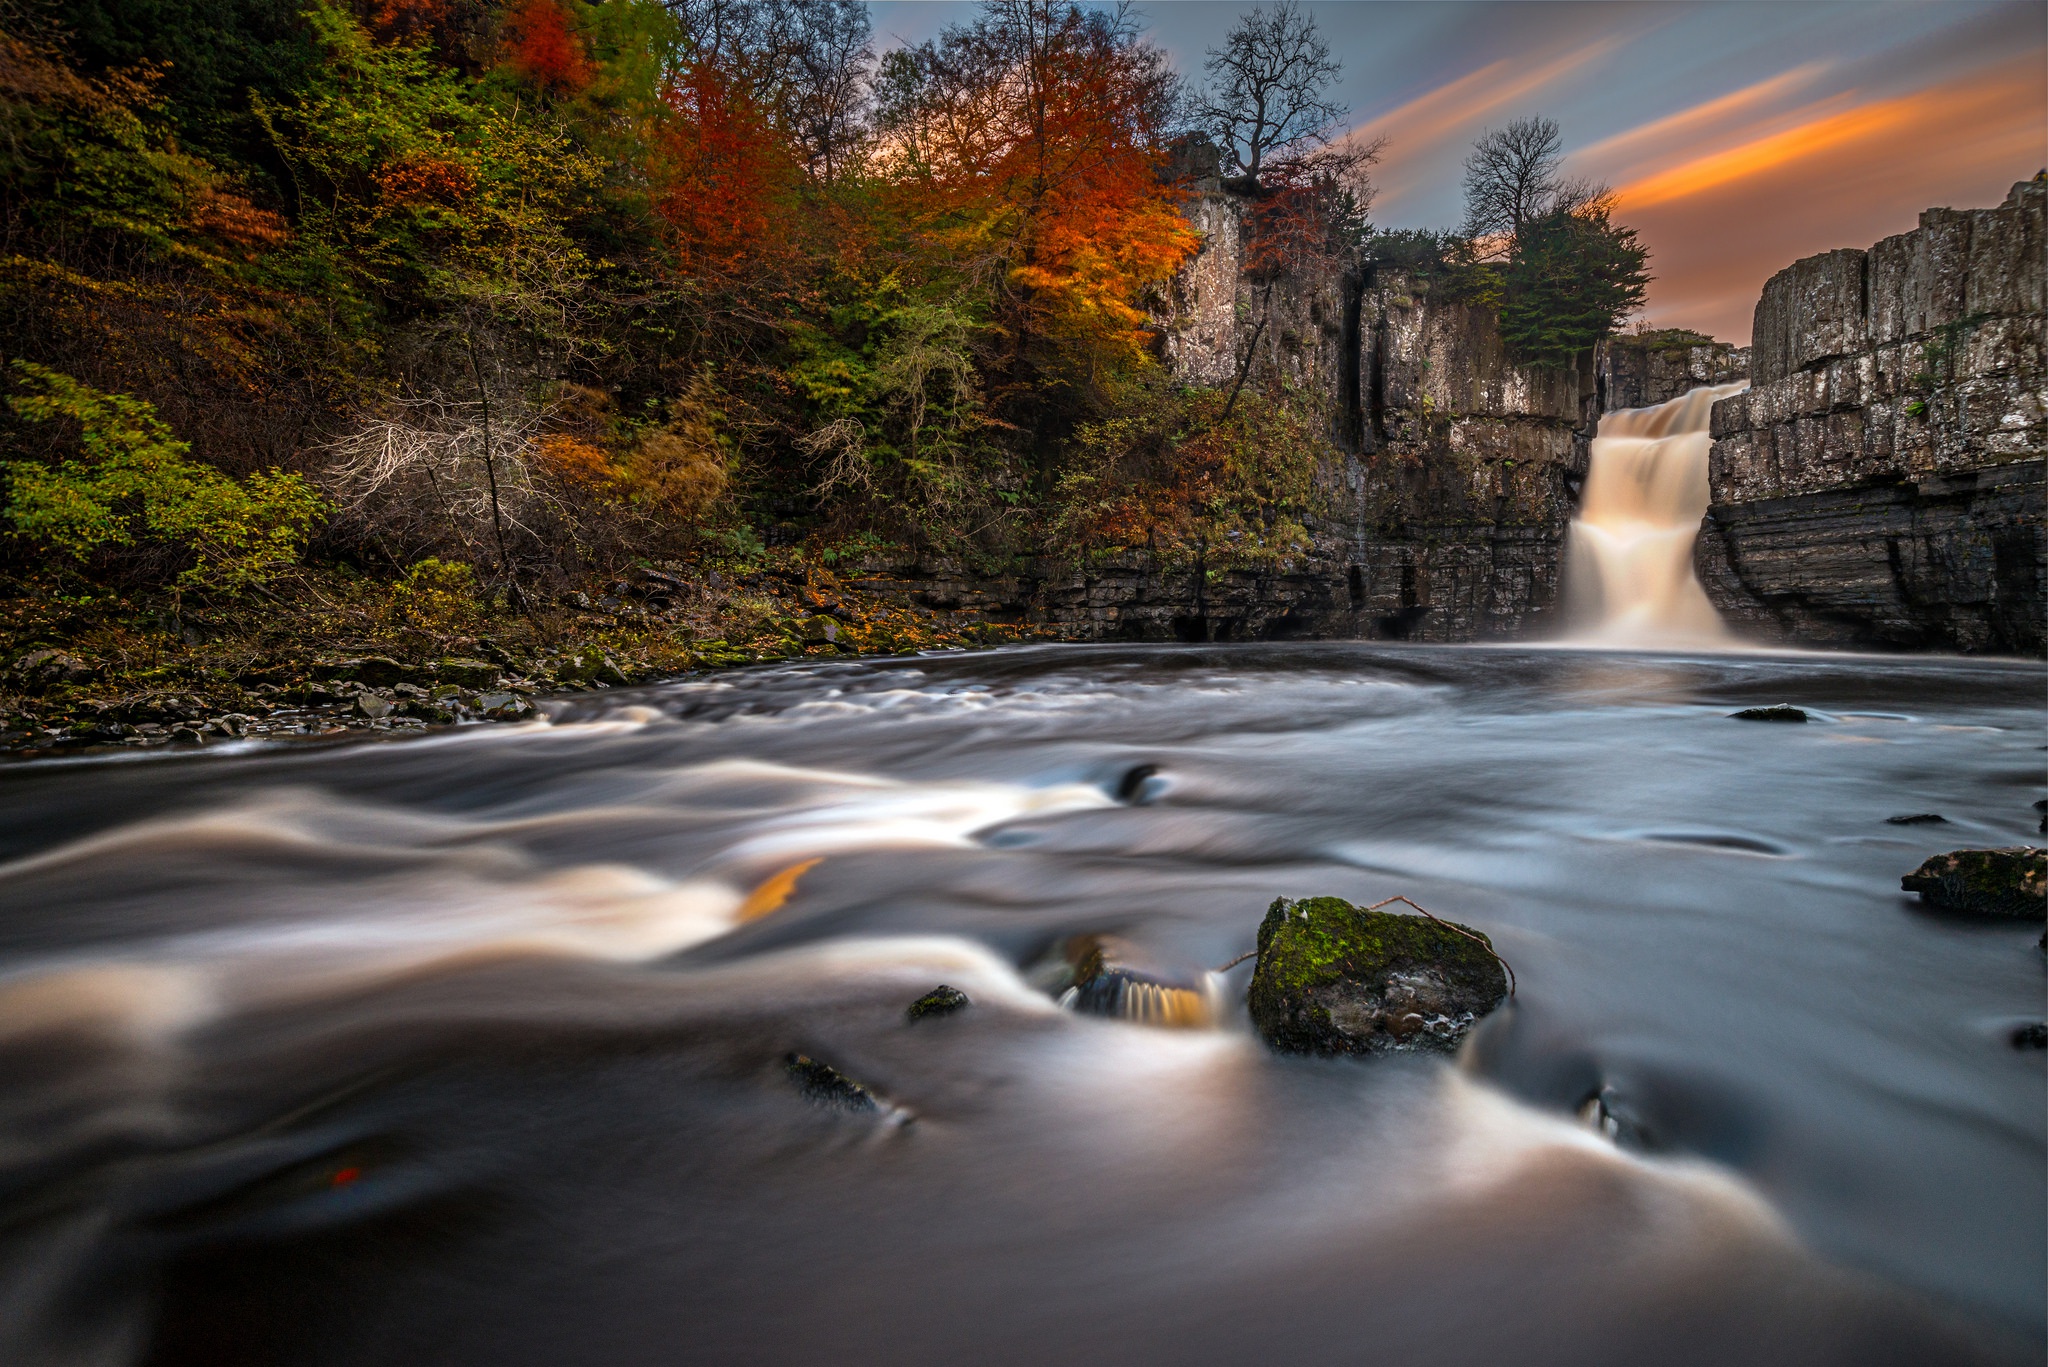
[55,0,326,159]
[3,363,326,590]
[388,556,483,632]
[1498,206,1649,369]
[1051,381,1321,569]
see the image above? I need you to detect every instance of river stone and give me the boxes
[1248,896,1508,1056]
[1730,705,1808,722]
[435,657,500,688]
[784,1053,877,1111]
[1900,848,2046,918]
[906,985,970,1021]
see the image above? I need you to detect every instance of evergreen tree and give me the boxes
[1498,205,1649,369]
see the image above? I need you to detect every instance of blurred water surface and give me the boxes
[0,643,2040,1365]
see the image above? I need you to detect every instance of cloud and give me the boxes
[1620,54,2046,342]
[1352,37,1626,212]
[1572,62,1830,175]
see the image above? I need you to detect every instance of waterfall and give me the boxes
[1563,381,1748,645]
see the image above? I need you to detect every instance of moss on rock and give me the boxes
[1900,847,2046,918]
[1248,896,1508,1056]
[906,985,971,1021]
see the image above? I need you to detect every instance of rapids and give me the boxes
[0,643,2040,1365]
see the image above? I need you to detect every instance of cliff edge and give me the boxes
[1697,177,2045,653]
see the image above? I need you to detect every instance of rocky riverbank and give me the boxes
[0,559,1056,756]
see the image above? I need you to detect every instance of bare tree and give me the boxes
[1194,0,1343,183]
[1460,115,1608,250]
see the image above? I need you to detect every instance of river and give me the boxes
[0,643,2040,1365]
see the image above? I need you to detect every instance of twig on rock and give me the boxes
[1364,895,1516,997]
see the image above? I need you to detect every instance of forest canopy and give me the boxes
[0,0,1650,613]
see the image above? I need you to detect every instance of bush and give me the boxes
[387,556,484,633]
[2,361,327,592]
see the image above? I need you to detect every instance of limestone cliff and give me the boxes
[1697,178,2046,653]
[1598,332,1749,412]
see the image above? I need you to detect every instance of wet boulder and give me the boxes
[1248,896,1508,1056]
[906,986,970,1021]
[784,1053,877,1111]
[1900,848,2045,918]
[1729,705,1808,723]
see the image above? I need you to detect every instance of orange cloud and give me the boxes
[1614,58,2043,212]
[1621,56,2046,341]
[1572,63,1829,171]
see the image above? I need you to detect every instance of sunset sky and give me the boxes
[867,0,2048,342]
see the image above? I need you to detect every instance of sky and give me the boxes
[865,1,2048,343]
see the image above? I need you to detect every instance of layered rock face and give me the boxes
[1330,277,1592,640]
[1599,332,1749,411]
[1697,179,2046,653]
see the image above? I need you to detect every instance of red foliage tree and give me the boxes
[502,0,591,95]
[654,60,796,281]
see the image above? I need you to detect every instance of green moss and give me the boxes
[906,985,970,1021]
[1249,896,1507,1054]
[1901,848,2046,918]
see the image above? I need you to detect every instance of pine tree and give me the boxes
[1499,205,1649,369]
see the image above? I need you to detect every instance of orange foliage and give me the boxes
[375,156,478,206]
[532,433,619,489]
[364,0,454,45]
[654,63,795,279]
[887,5,1197,355]
[502,0,590,95]
[186,186,290,255]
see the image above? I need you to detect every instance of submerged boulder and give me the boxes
[1900,848,2046,918]
[1037,934,1212,1028]
[1247,897,1508,1056]
[906,985,970,1021]
[784,1053,877,1111]
[1729,705,1808,723]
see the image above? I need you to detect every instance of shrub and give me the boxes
[3,362,328,592]
[388,556,484,633]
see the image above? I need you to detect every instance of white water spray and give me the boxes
[1564,381,1747,645]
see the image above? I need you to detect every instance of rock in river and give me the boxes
[906,985,970,1021]
[1729,705,1808,723]
[1247,896,1508,1056]
[1900,848,2046,918]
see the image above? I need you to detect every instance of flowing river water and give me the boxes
[0,641,2041,1365]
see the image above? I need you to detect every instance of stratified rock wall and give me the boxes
[1599,334,1750,412]
[1699,178,2046,653]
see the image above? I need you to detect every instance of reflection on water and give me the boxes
[0,643,2039,1366]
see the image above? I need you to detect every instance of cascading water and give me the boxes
[1564,380,1748,644]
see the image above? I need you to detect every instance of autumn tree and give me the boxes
[874,2,1194,393]
[664,0,874,184]
[1193,0,1343,185]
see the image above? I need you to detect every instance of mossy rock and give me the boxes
[1900,847,2045,918]
[906,985,970,1021]
[1248,896,1508,1056]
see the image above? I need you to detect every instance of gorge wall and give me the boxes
[847,163,1615,644]
[1695,177,2046,654]
[839,175,2040,654]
